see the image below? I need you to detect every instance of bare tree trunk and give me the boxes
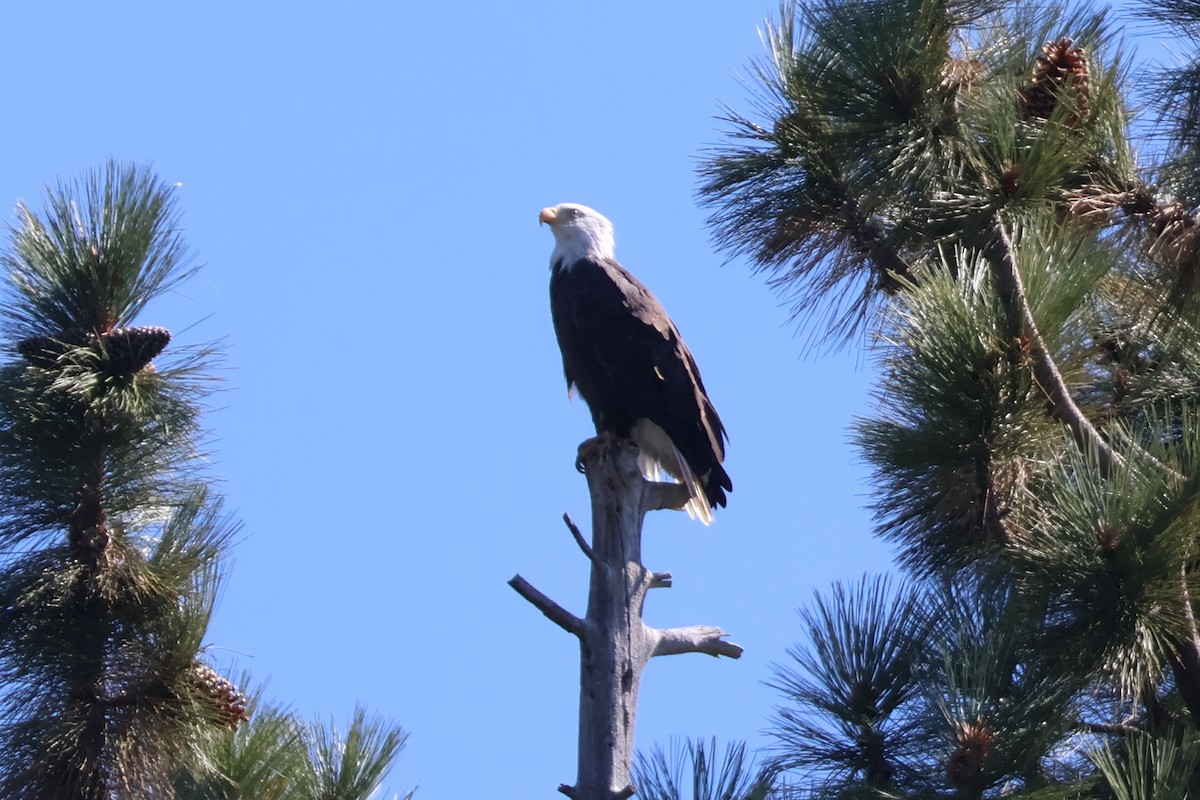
[510,434,742,800]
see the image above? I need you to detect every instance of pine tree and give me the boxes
[0,161,239,798]
[0,162,411,799]
[701,0,1200,795]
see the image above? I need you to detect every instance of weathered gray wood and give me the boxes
[573,434,654,800]
[510,433,741,800]
[507,575,583,637]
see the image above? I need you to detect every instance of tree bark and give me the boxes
[510,434,742,800]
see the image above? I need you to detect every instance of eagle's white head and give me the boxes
[539,203,616,267]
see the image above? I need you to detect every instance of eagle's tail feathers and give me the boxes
[633,426,714,526]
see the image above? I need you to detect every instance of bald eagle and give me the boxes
[540,203,731,524]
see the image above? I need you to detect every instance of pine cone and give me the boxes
[1000,162,1021,197]
[1145,199,1200,270]
[947,720,994,789]
[1097,520,1122,557]
[100,326,170,375]
[1020,38,1091,125]
[16,325,169,375]
[16,328,90,368]
[939,56,986,110]
[190,663,249,730]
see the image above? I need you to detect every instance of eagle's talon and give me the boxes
[575,435,604,473]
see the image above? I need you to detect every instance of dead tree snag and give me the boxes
[510,434,742,800]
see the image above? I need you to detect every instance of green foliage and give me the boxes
[633,738,778,800]
[1006,434,1200,695]
[176,694,307,800]
[296,706,411,800]
[1,161,195,338]
[923,578,1081,792]
[0,360,209,547]
[856,256,1045,571]
[701,0,1130,347]
[1090,730,1200,800]
[174,684,412,800]
[703,0,1200,795]
[769,576,934,791]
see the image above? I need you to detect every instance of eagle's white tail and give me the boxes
[631,420,714,525]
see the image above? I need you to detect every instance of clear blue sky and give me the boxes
[5,2,1165,797]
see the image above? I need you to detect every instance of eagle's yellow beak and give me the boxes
[539,206,557,226]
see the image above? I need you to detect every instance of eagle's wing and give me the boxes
[551,256,730,511]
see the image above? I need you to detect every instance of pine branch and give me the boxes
[984,213,1124,476]
[769,576,930,792]
[1170,563,1200,728]
[840,195,916,292]
[1067,181,1200,290]
[1082,720,1144,736]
